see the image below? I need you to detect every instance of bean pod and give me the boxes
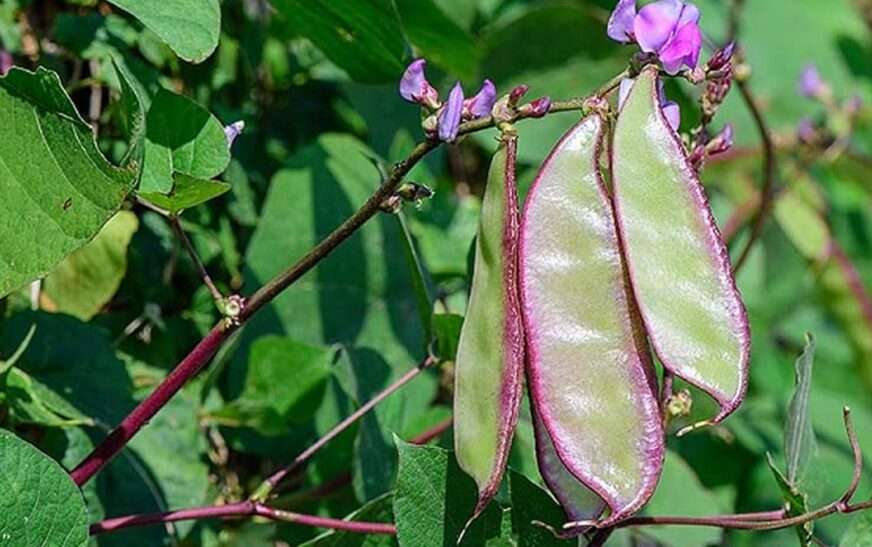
[454,132,525,520]
[520,114,664,527]
[612,67,750,423]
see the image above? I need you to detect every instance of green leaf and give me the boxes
[218,336,333,435]
[272,0,406,83]
[397,211,434,345]
[42,211,138,320]
[393,440,504,546]
[432,312,463,362]
[641,452,724,547]
[235,133,432,415]
[3,367,94,427]
[0,311,136,426]
[299,493,396,547]
[0,429,89,546]
[0,67,138,299]
[842,511,872,547]
[767,453,814,546]
[508,471,575,547]
[394,0,479,81]
[140,88,231,194]
[139,173,231,214]
[107,0,220,63]
[785,333,818,485]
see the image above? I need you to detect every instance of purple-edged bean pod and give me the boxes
[611,67,750,425]
[520,114,664,528]
[454,132,525,522]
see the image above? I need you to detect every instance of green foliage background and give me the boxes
[0,0,871,545]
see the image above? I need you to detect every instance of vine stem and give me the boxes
[169,216,224,302]
[89,413,451,537]
[89,500,396,536]
[251,356,436,500]
[730,65,777,273]
[68,71,628,487]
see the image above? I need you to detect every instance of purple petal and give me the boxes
[797,117,816,143]
[464,79,497,119]
[618,78,634,110]
[224,121,245,148]
[798,64,824,98]
[400,59,428,103]
[607,0,637,43]
[634,0,684,53]
[662,101,680,131]
[659,21,702,74]
[438,82,464,142]
[0,51,12,76]
[708,123,733,155]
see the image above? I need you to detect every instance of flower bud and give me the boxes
[518,97,552,118]
[508,85,529,107]
[437,82,464,142]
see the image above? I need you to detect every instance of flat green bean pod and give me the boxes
[454,133,525,520]
[520,114,664,527]
[612,67,750,424]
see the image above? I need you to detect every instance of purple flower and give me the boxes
[224,121,245,148]
[618,77,634,109]
[797,117,817,144]
[607,0,637,42]
[662,101,681,131]
[0,51,12,76]
[846,94,863,116]
[608,0,703,74]
[463,80,496,119]
[438,82,464,142]
[400,59,439,110]
[798,64,825,98]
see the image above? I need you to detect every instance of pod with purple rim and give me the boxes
[612,67,750,425]
[520,114,664,528]
[454,132,525,521]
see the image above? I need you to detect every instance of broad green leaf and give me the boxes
[842,512,872,547]
[393,440,503,546]
[299,493,396,547]
[785,333,818,484]
[521,115,661,525]
[218,336,333,435]
[140,88,231,194]
[139,173,231,215]
[612,68,749,421]
[641,452,724,547]
[0,67,139,298]
[3,367,93,427]
[394,0,479,81]
[432,312,464,362]
[235,134,432,420]
[107,0,220,63]
[271,0,406,83]
[42,211,138,320]
[507,471,577,547]
[397,211,434,345]
[767,453,813,546]
[0,311,136,426]
[454,135,525,518]
[0,429,89,547]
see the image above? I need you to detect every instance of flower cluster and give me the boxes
[608,0,703,75]
[795,64,864,148]
[399,59,496,142]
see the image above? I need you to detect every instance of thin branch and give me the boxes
[89,500,395,536]
[69,73,630,486]
[731,71,777,273]
[170,216,224,302]
[250,356,437,501]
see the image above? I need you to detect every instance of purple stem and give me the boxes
[251,356,435,499]
[90,500,395,536]
[70,325,230,485]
